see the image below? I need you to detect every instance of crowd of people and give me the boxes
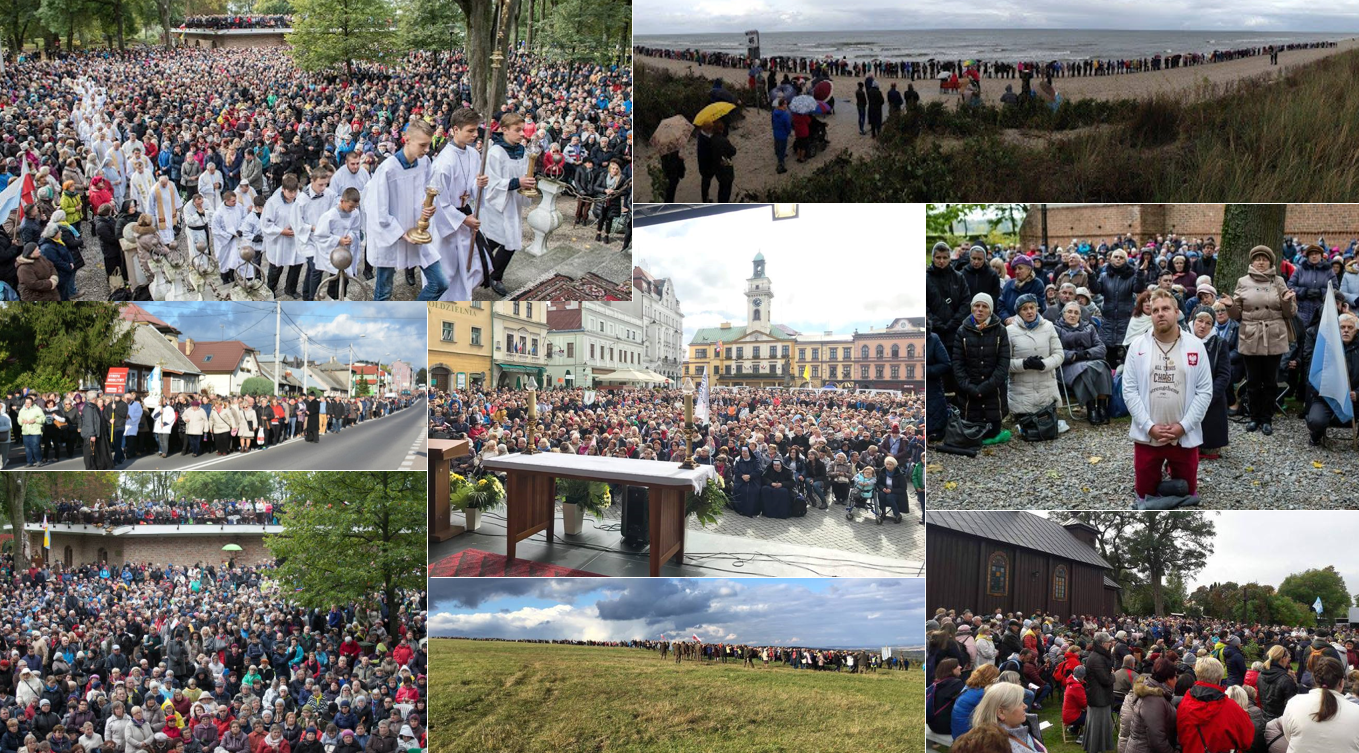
[926,608,1359,753]
[427,385,925,524]
[637,39,1340,83]
[0,44,632,301]
[0,554,429,753]
[926,234,1359,504]
[44,499,283,527]
[178,15,293,30]
[439,637,910,671]
[2,387,415,469]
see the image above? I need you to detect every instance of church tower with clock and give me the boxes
[746,252,772,334]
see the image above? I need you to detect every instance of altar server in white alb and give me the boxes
[482,113,536,297]
[262,174,303,298]
[210,190,251,283]
[429,107,490,301]
[238,195,266,280]
[182,193,212,262]
[291,164,336,301]
[148,174,182,246]
[329,149,371,279]
[363,118,439,301]
[311,187,364,300]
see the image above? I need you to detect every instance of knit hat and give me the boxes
[1191,305,1216,323]
[969,244,987,256]
[1249,245,1275,264]
[1073,665,1087,679]
[1196,281,1216,297]
[1074,287,1092,301]
[971,292,994,311]
[1014,294,1038,312]
[1011,254,1033,269]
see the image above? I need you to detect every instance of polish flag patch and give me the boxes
[1187,353,1198,366]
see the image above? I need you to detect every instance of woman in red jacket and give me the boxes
[1063,665,1089,737]
[1176,657,1255,753]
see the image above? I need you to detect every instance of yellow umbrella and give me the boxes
[693,102,737,127]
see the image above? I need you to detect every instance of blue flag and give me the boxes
[1308,286,1353,424]
[1313,597,1323,614]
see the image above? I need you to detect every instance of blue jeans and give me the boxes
[302,258,321,301]
[774,137,787,166]
[857,106,866,132]
[1029,683,1052,709]
[374,267,395,300]
[880,490,903,517]
[23,434,41,465]
[416,261,447,301]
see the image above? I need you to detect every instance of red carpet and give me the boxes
[429,549,605,578]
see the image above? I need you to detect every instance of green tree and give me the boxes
[396,0,462,53]
[307,387,324,397]
[32,472,119,508]
[1218,204,1287,294]
[535,0,626,62]
[265,471,424,636]
[173,471,279,502]
[924,203,989,245]
[119,471,180,501]
[354,377,371,397]
[2,473,38,571]
[1278,567,1350,625]
[240,376,276,396]
[2,0,44,51]
[1064,511,1214,615]
[415,367,427,386]
[254,0,292,12]
[288,0,397,77]
[0,303,135,395]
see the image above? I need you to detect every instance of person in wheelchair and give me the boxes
[759,456,795,519]
[876,456,907,524]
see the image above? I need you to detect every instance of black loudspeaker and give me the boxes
[620,485,649,548]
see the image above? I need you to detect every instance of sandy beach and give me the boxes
[637,38,1359,201]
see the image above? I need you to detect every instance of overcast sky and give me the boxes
[429,578,926,648]
[634,1,1359,35]
[139,302,427,368]
[1032,511,1359,595]
[634,204,921,346]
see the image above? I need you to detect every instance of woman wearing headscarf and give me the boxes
[1224,245,1296,437]
[1188,305,1232,459]
[951,293,1010,440]
[758,455,794,518]
[1057,301,1113,425]
[1005,293,1064,422]
[730,445,762,517]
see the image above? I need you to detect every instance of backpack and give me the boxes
[925,680,958,729]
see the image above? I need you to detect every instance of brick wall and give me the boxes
[29,530,274,568]
[1018,204,1359,248]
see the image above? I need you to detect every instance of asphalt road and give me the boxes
[7,399,427,472]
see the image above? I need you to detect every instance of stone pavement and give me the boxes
[597,483,925,564]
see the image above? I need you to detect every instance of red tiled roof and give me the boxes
[546,306,582,330]
[120,303,178,333]
[177,340,255,373]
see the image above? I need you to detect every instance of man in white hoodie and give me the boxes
[1122,288,1214,502]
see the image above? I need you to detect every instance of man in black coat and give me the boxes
[926,242,971,349]
[111,394,129,466]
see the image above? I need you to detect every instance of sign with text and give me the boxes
[105,367,129,394]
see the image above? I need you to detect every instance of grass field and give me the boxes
[430,639,923,753]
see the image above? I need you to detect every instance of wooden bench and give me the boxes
[928,721,1051,750]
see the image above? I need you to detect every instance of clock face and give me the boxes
[752,298,762,307]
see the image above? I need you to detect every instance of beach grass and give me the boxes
[637,45,1359,201]
[428,638,922,753]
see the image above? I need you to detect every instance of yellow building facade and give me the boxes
[428,302,493,392]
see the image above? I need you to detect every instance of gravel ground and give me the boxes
[927,408,1359,509]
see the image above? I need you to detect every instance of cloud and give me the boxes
[429,578,927,647]
[634,205,922,346]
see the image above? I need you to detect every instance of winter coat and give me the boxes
[1176,681,1255,753]
[1340,261,1359,307]
[123,719,155,753]
[926,329,950,437]
[1223,645,1247,688]
[16,252,60,301]
[1280,688,1359,752]
[1056,318,1107,384]
[1124,676,1177,753]
[927,263,972,345]
[1199,333,1233,450]
[951,314,1009,425]
[951,686,985,739]
[961,261,1001,305]
[1229,270,1296,357]
[1288,257,1338,326]
[1062,676,1088,726]
[1256,665,1298,720]
[1005,317,1064,414]
[997,274,1047,322]
[1100,261,1140,348]
[182,407,208,435]
[1085,644,1115,708]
